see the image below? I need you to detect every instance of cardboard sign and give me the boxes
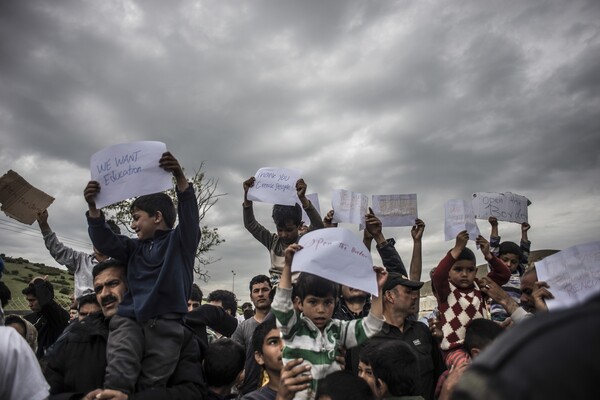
[0,170,55,225]
[247,167,302,206]
[90,141,172,208]
[371,194,417,227]
[472,192,530,224]
[444,199,480,241]
[294,227,378,296]
[331,189,369,230]
[536,241,600,310]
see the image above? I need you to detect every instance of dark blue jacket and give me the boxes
[87,185,200,322]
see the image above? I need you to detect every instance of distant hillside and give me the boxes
[1,254,74,312]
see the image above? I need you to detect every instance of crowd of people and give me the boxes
[0,152,597,400]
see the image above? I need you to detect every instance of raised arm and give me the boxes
[366,208,408,275]
[433,231,469,301]
[488,216,500,256]
[296,179,324,231]
[409,218,425,281]
[477,235,511,286]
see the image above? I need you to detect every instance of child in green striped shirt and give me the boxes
[272,244,387,400]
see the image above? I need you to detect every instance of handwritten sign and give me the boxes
[90,141,172,209]
[0,170,55,225]
[294,227,378,296]
[301,193,321,226]
[535,241,600,310]
[444,199,480,241]
[331,189,369,230]
[371,194,417,227]
[472,192,530,224]
[247,167,302,206]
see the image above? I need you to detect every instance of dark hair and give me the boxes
[369,340,418,396]
[204,338,245,387]
[92,259,126,279]
[190,283,203,302]
[464,318,504,354]
[456,248,476,263]
[22,278,54,298]
[77,290,100,311]
[0,281,11,307]
[249,274,272,292]
[295,272,338,301]
[315,371,375,400]
[207,290,238,316]
[130,192,176,228]
[252,315,277,354]
[272,203,302,228]
[498,241,522,258]
[359,341,378,365]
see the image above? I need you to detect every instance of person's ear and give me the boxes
[470,347,481,358]
[294,296,303,311]
[154,211,163,224]
[375,378,388,398]
[254,351,265,366]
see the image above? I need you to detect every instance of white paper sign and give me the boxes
[293,227,378,296]
[371,194,417,227]
[90,141,172,209]
[472,192,530,224]
[301,193,321,226]
[247,167,302,206]
[444,199,480,241]
[535,241,600,310]
[331,189,369,230]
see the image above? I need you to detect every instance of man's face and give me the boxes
[520,271,537,313]
[358,361,378,398]
[300,295,335,330]
[387,285,419,315]
[94,266,127,318]
[78,302,101,321]
[69,309,78,321]
[500,253,520,273]
[276,220,299,245]
[131,208,158,241]
[341,285,369,302]
[255,328,283,374]
[449,260,477,289]
[26,294,41,313]
[187,300,200,312]
[250,282,272,311]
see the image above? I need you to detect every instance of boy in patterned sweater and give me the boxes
[272,243,386,400]
[432,230,510,368]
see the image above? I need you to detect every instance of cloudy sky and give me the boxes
[1,0,599,302]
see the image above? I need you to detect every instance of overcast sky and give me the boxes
[1,0,599,302]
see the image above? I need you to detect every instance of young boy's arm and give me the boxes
[296,179,324,231]
[409,218,425,281]
[84,181,132,261]
[488,217,500,257]
[242,176,277,250]
[271,244,303,338]
[163,152,200,253]
[432,231,469,301]
[476,235,511,286]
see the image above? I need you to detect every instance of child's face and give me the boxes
[255,328,283,373]
[449,260,477,289]
[277,220,300,245]
[300,295,335,330]
[130,207,158,241]
[500,252,520,273]
[358,361,378,398]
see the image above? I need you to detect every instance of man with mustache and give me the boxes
[44,259,205,399]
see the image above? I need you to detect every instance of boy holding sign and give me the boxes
[243,176,324,285]
[83,151,200,396]
[271,244,387,399]
[432,231,510,368]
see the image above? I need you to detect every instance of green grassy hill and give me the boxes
[1,255,74,312]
